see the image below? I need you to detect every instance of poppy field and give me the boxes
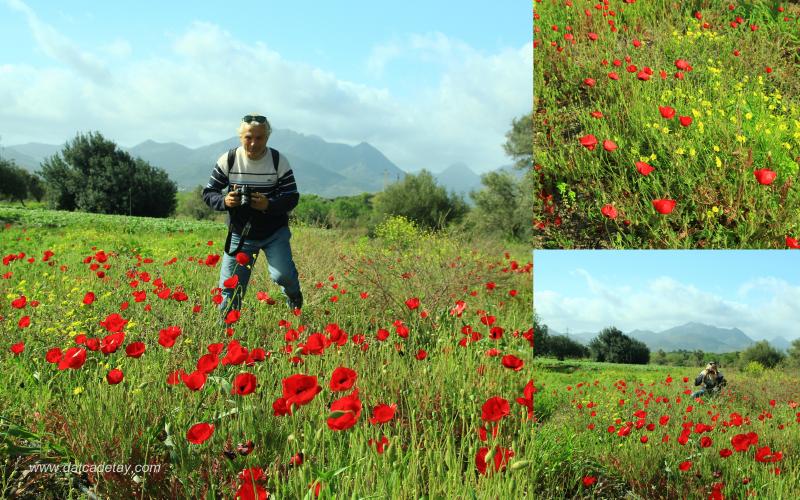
[531,359,800,498]
[533,0,800,248]
[0,207,533,498]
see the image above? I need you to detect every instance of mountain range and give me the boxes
[550,322,792,353]
[1,130,513,199]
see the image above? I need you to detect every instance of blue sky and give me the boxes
[534,250,800,340]
[0,0,532,173]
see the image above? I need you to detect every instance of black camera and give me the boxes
[234,185,252,206]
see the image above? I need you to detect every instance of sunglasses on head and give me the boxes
[242,115,267,124]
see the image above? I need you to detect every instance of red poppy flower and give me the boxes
[475,446,514,475]
[368,435,390,454]
[481,396,510,422]
[678,116,692,127]
[99,313,127,333]
[602,140,617,152]
[273,397,292,416]
[82,292,96,305]
[754,169,777,185]
[107,368,124,385]
[719,448,733,458]
[731,432,758,452]
[11,295,26,309]
[404,297,420,310]
[45,347,63,364]
[224,309,241,325]
[282,374,322,408]
[675,59,691,71]
[579,134,598,150]
[415,349,427,360]
[652,199,676,214]
[583,78,596,87]
[659,106,676,119]
[582,476,597,487]
[755,446,783,463]
[235,252,250,266]
[590,111,603,118]
[608,71,619,80]
[223,274,239,289]
[369,403,397,425]
[10,342,24,355]
[601,204,618,219]
[700,436,713,448]
[182,370,207,391]
[329,366,358,392]
[501,355,524,371]
[57,347,87,370]
[125,341,146,358]
[635,161,655,175]
[327,389,362,431]
[787,236,800,249]
[678,460,692,471]
[588,32,598,41]
[186,423,214,444]
[17,316,30,328]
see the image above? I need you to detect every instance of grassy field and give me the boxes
[534,0,800,248]
[531,358,800,498]
[0,207,532,498]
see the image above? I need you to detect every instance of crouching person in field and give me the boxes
[691,360,727,399]
[202,114,303,321]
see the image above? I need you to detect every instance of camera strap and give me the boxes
[224,220,251,256]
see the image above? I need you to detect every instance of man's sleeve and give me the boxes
[203,155,230,211]
[267,153,299,214]
[694,373,704,386]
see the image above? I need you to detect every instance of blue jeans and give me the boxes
[218,225,302,313]
[691,388,706,399]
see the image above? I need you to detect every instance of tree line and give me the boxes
[534,314,800,371]
[1,113,532,242]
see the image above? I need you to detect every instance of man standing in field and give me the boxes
[202,114,303,317]
[691,360,726,399]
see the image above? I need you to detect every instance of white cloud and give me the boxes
[0,11,531,173]
[535,271,798,340]
[5,0,110,83]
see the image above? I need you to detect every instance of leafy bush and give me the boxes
[372,170,467,230]
[743,361,765,377]
[374,215,423,249]
[588,327,650,365]
[38,131,177,217]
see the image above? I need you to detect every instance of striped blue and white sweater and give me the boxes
[202,146,299,239]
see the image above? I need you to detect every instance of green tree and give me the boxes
[786,338,800,368]
[653,349,668,365]
[373,170,467,230]
[0,158,30,204]
[329,193,373,228]
[588,327,650,365]
[292,194,332,227]
[469,171,528,241]
[467,112,533,242]
[533,312,550,357]
[503,113,532,170]
[547,335,589,361]
[176,186,216,220]
[741,340,784,369]
[39,132,176,217]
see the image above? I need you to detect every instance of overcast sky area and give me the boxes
[0,0,532,173]
[534,251,800,341]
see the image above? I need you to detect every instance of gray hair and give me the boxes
[237,115,272,139]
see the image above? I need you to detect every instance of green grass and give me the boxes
[0,207,533,498]
[534,0,800,248]
[531,358,800,498]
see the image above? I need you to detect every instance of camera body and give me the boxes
[234,184,252,207]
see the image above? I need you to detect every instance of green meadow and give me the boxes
[0,207,532,498]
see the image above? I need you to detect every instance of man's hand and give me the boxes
[250,192,269,212]
[224,189,242,208]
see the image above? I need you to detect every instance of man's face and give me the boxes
[240,124,268,159]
